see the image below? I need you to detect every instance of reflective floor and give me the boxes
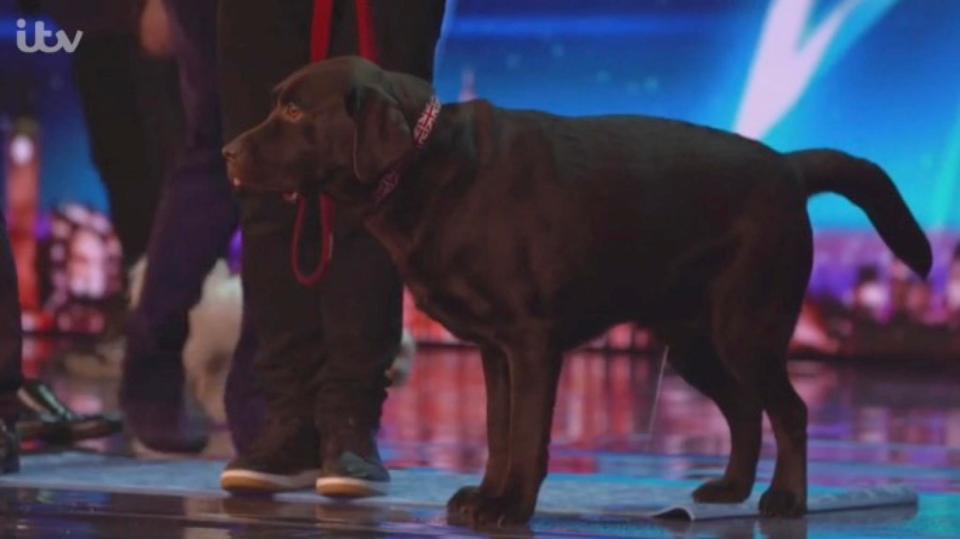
[2,483,956,538]
[3,342,960,537]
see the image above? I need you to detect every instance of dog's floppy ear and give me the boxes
[345,84,412,183]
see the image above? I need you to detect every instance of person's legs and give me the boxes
[223,308,264,453]
[132,54,184,259]
[218,0,445,495]
[312,0,446,496]
[218,0,332,489]
[120,0,239,453]
[72,35,177,267]
[220,191,327,491]
[312,223,400,495]
[217,0,326,491]
[365,0,447,79]
[0,211,22,473]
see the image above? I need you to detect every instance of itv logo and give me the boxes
[15,18,83,54]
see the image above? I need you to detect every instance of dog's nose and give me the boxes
[222,141,240,161]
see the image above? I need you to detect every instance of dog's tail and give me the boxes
[788,149,932,278]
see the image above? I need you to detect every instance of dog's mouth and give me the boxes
[231,177,301,202]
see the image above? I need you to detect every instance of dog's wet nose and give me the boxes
[223,137,246,161]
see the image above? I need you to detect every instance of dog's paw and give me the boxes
[758,488,806,517]
[446,488,532,528]
[692,477,753,504]
[446,486,483,515]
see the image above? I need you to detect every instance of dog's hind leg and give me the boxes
[447,346,511,516]
[714,314,806,516]
[759,362,808,517]
[712,223,811,516]
[668,334,762,503]
[711,316,807,516]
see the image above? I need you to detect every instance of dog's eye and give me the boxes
[282,102,303,121]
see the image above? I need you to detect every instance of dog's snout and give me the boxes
[222,143,238,161]
[222,139,245,189]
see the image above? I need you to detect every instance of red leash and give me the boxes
[292,0,378,286]
[353,0,378,60]
[289,191,337,286]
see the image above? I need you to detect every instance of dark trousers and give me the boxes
[122,0,261,439]
[219,0,445,441]
[72,34,182,267]
[0,212,23,420]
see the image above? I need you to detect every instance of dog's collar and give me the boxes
[371,95,442,207]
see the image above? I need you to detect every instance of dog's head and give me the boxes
[223,56,436,203]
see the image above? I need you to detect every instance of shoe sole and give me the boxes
[315,477,389,498]
[16,421,63,442]
[221,469,322,493]
[17,420,122,445]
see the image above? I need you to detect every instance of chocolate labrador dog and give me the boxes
[224,57,932,525]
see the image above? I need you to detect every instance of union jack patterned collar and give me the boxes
[371,95,442,207]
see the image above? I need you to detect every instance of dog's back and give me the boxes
[442,104,807,338]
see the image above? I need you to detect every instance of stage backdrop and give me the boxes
[1,0,959,359]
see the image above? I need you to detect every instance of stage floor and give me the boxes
[0,452,952,538]
[3,343,959,537]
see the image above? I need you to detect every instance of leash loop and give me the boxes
[290,192,336,286]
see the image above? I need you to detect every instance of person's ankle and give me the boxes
[0,417,21,475]
[122,393,208,454]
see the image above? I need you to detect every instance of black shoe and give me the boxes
[15,413,62,443]
[122,397,208,454]
[121,360,208,454]
[220,416,322,494]
[16,380,123,444]
[0,420,20,474]
[315,416,390,498]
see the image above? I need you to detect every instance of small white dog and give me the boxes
[126,259,240,424]
[179,260,243,424]
[128,259,415,424]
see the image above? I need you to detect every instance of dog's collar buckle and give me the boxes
[372,96,441,207]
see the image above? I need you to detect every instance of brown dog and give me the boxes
[224,57,932,526]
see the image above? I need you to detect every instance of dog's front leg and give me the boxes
[447,346,511,517]
[458,338,561,527]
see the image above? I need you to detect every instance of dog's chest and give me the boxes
[402,264,498,344]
